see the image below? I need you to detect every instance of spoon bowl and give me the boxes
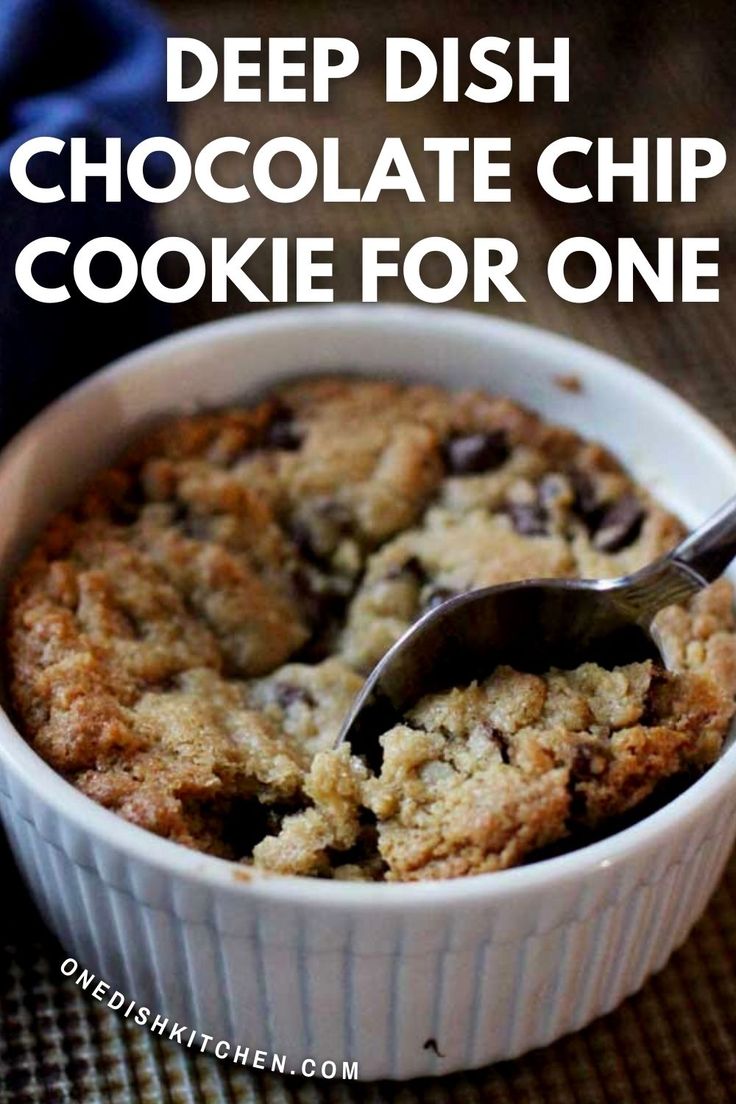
[338,494,736,755]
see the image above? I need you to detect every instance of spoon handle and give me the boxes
[669,493,736,584]
[623,493,736,623]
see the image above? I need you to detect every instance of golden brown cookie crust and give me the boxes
[7,377,736,879]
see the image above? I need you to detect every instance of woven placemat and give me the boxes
[3,1,736,1099]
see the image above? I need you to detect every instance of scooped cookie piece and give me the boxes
[252,744,370,877]
[364,660,732,881]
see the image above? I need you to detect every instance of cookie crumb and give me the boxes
[554,374,583,393]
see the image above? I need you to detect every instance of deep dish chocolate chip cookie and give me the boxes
[7,378,736,879]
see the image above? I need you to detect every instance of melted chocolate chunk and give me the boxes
[484,723,510,764]
[442,431,509,475]
[293,566,347,628]
[292,567,353,663]
[108,501,141,526]
[640,667,669,725]
[569,468,601,523]
[105,476,147,526]
[289,521,319,561]
[170,500,189,524]
[314,499,354,540]
[593,494,645,552]
[290,500,353,563]
[507,501,548,536]
[275,683,317,710]
[385,555,428,585]
[263,405,303,451]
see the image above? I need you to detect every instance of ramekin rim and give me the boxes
[1,302,736,911]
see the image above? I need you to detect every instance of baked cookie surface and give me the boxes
[8,378,736,879]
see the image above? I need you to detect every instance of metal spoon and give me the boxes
[337,494,736,757]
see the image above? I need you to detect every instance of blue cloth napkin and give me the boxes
[0,0,173,442]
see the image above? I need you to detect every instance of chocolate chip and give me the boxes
[568,784,588,820]
[507,501,548,536]
[314,499,354,541]
[318,498,352,523]
[154,673,181,693]
[640,667,669,725]
[266,420,303,451]
[484,723,510,763]
[108,501,140,526]
[115,608,143,640]
[593,494,645,552]
[569,468,601,522]
[292,566,348,629]
[290,500,353,563]
[424,586,460,611]
[385,555,428,585]
[292,565,323,616]
[442,431,509,475]
[275,683,316,709]
[290,520,319,560]
[263,405,303,451]
[292,565,352,663]
[107,480,146,525]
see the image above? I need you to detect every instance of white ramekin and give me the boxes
[1,305,735,1081]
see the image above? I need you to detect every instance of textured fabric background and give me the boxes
[0,0,173,442]
[2,1,736,1100]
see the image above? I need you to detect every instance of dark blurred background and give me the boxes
[2,2,736,1102]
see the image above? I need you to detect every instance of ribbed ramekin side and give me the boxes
[1,763,734,1081]
[393,818,736,1078]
